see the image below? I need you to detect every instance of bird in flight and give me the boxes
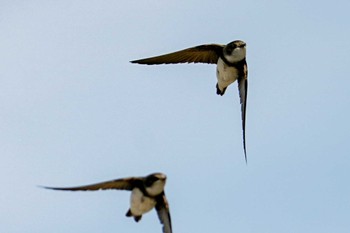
[131,40,248,162]
[42,173,172,233]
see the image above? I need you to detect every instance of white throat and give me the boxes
[145,180,165,196]
[224,47,246,63]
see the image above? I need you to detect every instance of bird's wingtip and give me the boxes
[38,185,64,190]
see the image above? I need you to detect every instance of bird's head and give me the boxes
[144,173,167,196]
[223,40,246,63]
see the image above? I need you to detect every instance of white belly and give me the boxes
[130,188,156,216]
[216,58,239,91]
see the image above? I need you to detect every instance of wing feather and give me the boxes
[155,193,172,233]
[130,44,224,65]
[237,63,248,163]
[41,177,141,191]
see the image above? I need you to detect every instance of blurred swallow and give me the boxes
[42,173,171,233]
[131,40,248,162]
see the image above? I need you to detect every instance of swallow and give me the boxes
[41,173,172,233]
[131,40,248,162]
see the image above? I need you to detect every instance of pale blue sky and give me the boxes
[1,1,350,233]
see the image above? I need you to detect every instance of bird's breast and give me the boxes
[216,58,239,89]
[130,188,157,216]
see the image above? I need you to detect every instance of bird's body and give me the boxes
[129,187,157,217]
[216,57,240,95]
[127,176,166,221]
[42,173,172,233]
[131,40,248,161]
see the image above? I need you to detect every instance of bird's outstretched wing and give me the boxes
[155,193,172,233]
[130,44,224,65]
[237,62,248,163]
[41,177,142,191]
